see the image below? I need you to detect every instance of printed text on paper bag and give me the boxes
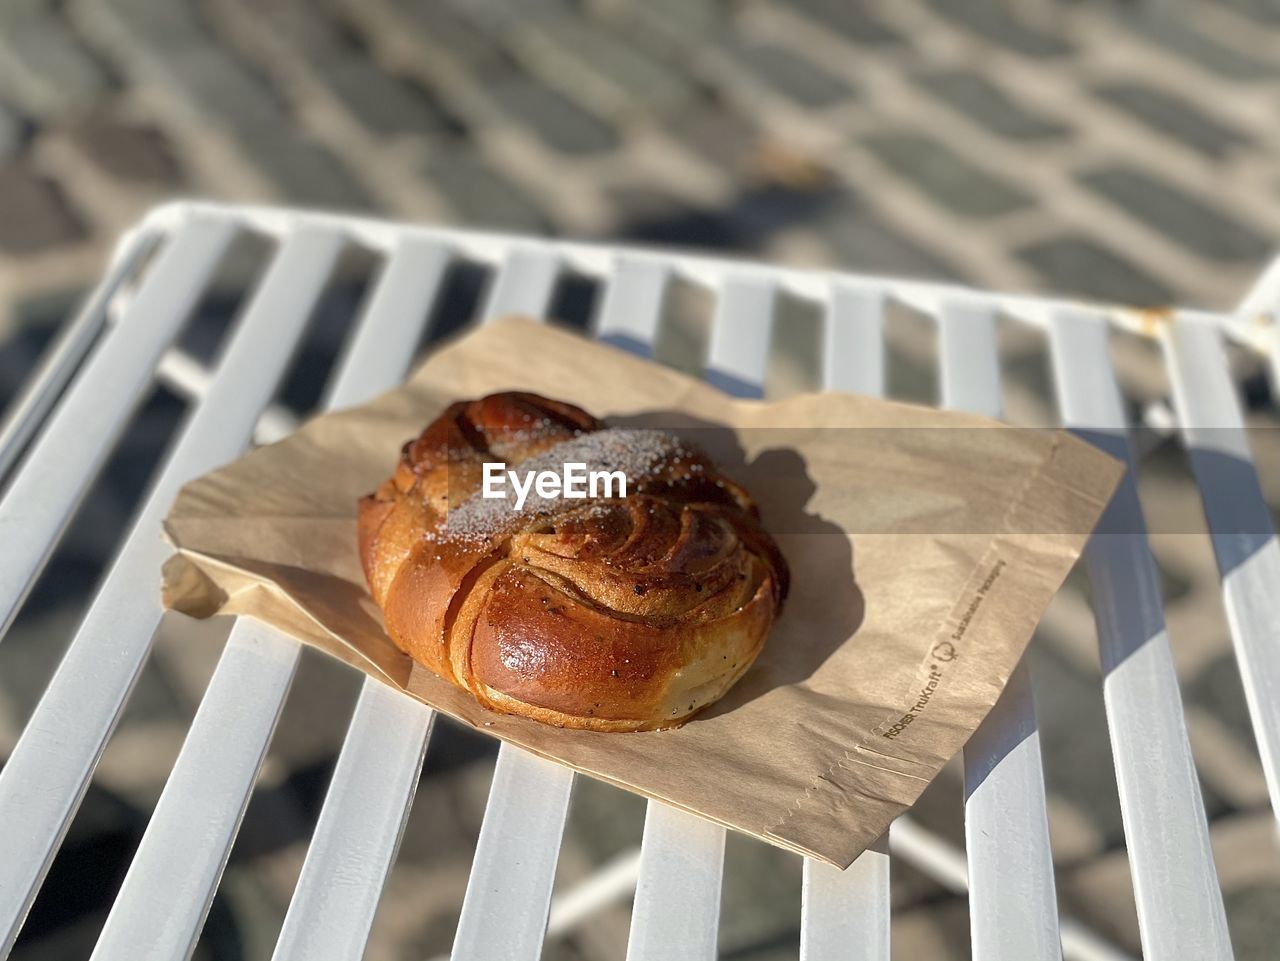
[883,559,1007,739]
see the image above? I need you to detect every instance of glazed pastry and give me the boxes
[358,391,788,731]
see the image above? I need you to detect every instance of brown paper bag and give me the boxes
[161,317,1123,868]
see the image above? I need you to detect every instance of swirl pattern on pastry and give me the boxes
[357,391,788,731]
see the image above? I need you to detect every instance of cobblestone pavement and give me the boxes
[1,1,1280,959]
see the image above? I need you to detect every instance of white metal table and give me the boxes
[0,201,1276,961]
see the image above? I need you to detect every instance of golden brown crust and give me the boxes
[357,391,788,730]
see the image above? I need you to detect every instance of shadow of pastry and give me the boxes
[610,412,864,722]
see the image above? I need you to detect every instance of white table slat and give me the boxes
[266,240,454,961]
[0,228,161,482]
[625,275,775,960]
[324,237,453,408]
[1161,316,1280,819]
[940,301,1062,961]
[1048,309,1233,961]
[451,746,575,961]
[799,282,889,961]
[483,247,560,322]
[88,237,448,961]
[938,300,1001,415]
[592,259,706,955]
[594,257,669,356]
[706,275,774,386]
[800,837,890,961]
[890,817,1135,961]
[0,225,344,955]
[626,804,726,961]
[823,285,885,396]
[273,683,435,960]
[91,621,300,961]
[452,247,572,961]
[0,217,236,639]
[705,275,775,398]
[155,348,300,446]
[963,662,1061,959]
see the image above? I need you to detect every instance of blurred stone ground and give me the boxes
[1,0,1279,959]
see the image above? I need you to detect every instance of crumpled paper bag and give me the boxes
[161,316,1123,868]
